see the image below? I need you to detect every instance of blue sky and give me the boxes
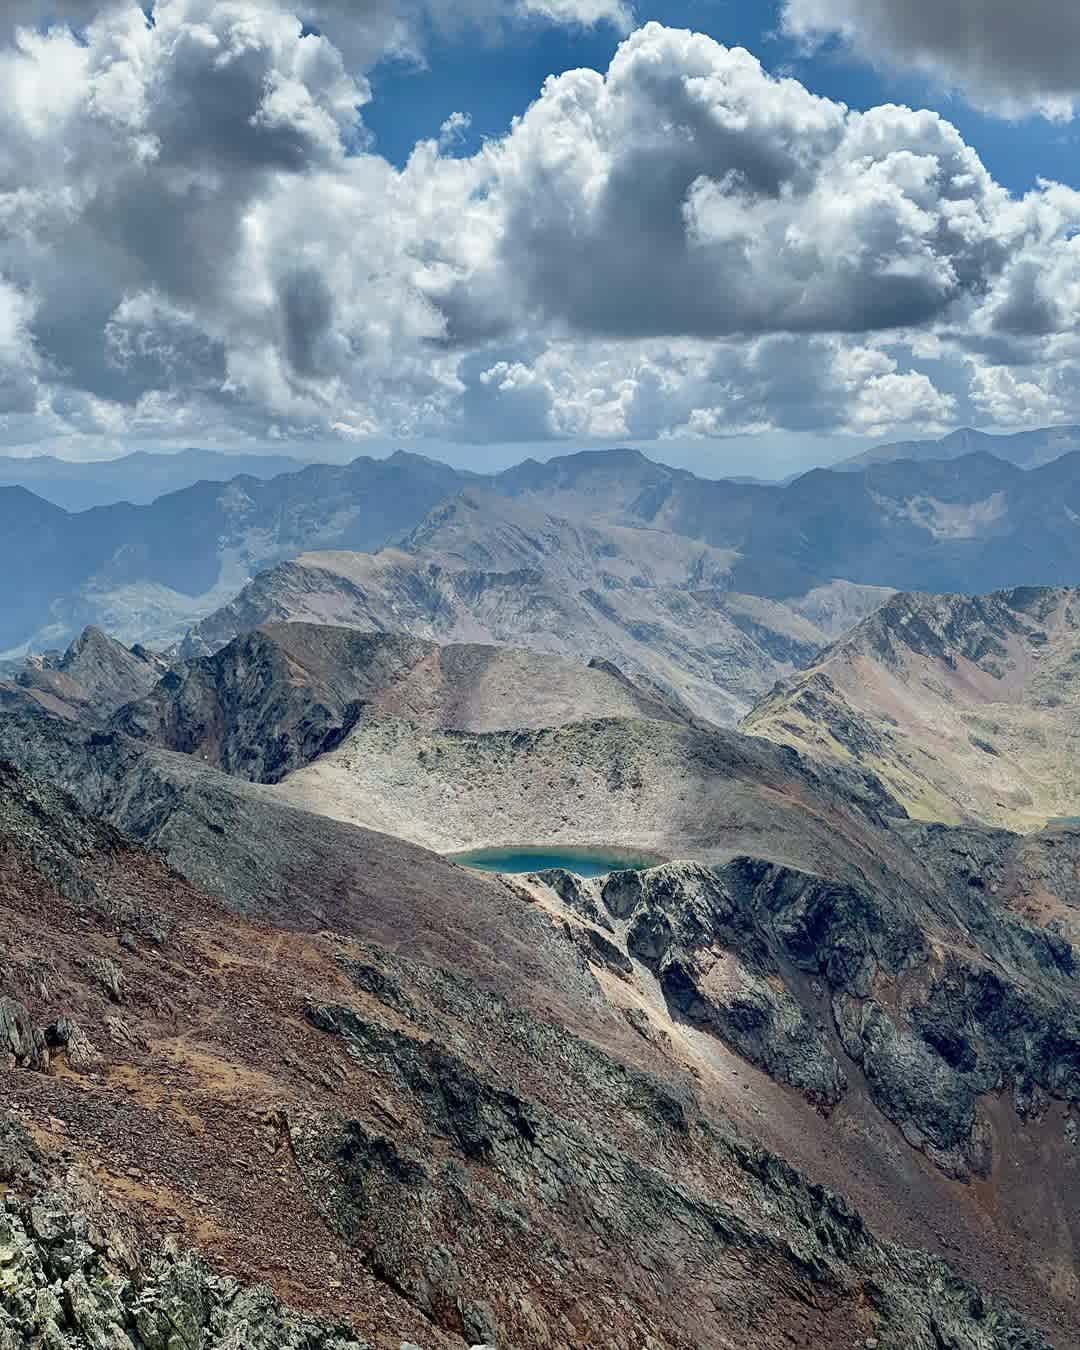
[365,0,1080,196]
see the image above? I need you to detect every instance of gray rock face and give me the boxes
[0,998,47,1071]
[299,993,1050,1350]
[533,867,615,931]
[545,855,1080,1183]
[45,1018,98,1072]
[12,627,166,722]
[602,862,850,1108]
[0,1189,372,1350]
[834,995,989,1179]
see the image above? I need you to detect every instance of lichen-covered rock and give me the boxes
[533,868,613,932]
[582,853,1080,1186]
[0,1192,373,1350]
[45,1018,98,1072]
[600,862,849,1107]
[663,952,847,1108]
[834,996,990,1179]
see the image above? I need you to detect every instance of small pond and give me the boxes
[449,845,661,878]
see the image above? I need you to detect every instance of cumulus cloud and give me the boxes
[2,10,1080,458]
[0,279,40,414]
[433,25,1016,346]
[782,0,1080,119]
[0,0,630,64]
[456,334,959,443]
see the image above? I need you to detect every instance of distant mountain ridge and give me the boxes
[0,446,314,510]
[836,424,1080,472]
[0,450,473,655]
[10,625,165,722]
[10,439,1080,666]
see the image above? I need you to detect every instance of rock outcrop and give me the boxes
[111,624,690,782]
[0,1180,372,1349]
[7,627,165,724]
[523,854,1080,1187]
[0,997,48,1070]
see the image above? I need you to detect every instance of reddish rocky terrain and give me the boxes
[1,610,1079,1348]
[0,744,1076,1348]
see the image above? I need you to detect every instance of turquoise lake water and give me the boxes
[450,846,657,878]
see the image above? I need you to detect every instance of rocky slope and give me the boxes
[272,710,903,875]
[744,585,1080,830]
[0,757,1072,1348]
[6,626,166,723]
[0,1163,374,1350]
[0,646,901,892]
[178,491,876,726]
[111,623,691,781]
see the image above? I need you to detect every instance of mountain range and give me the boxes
[12,443,1080,665]
[5,432,1080,1348]
[173,445,1080,724]
[0,446,311,510]
[0,449,470,656]
[838,425,1080,472]
[1,605,1079,1346]
[6,424,1075,518]
[177,489,891,724]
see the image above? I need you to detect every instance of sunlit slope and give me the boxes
[744,586,1080,830]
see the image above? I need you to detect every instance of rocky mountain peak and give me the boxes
[11,627,166,724]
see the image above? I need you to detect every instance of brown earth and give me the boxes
[0,755,1077,1348]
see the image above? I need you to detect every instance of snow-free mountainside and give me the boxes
[3,441,1080,1349]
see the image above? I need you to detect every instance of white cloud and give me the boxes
[782,0,1080,119]
[968,363,1065,427]
[431,25,1012,344]
[3,11,1080,458]
[0,279,40,414]
[457,334,959,443]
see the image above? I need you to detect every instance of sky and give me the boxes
[2,1,1080,477]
